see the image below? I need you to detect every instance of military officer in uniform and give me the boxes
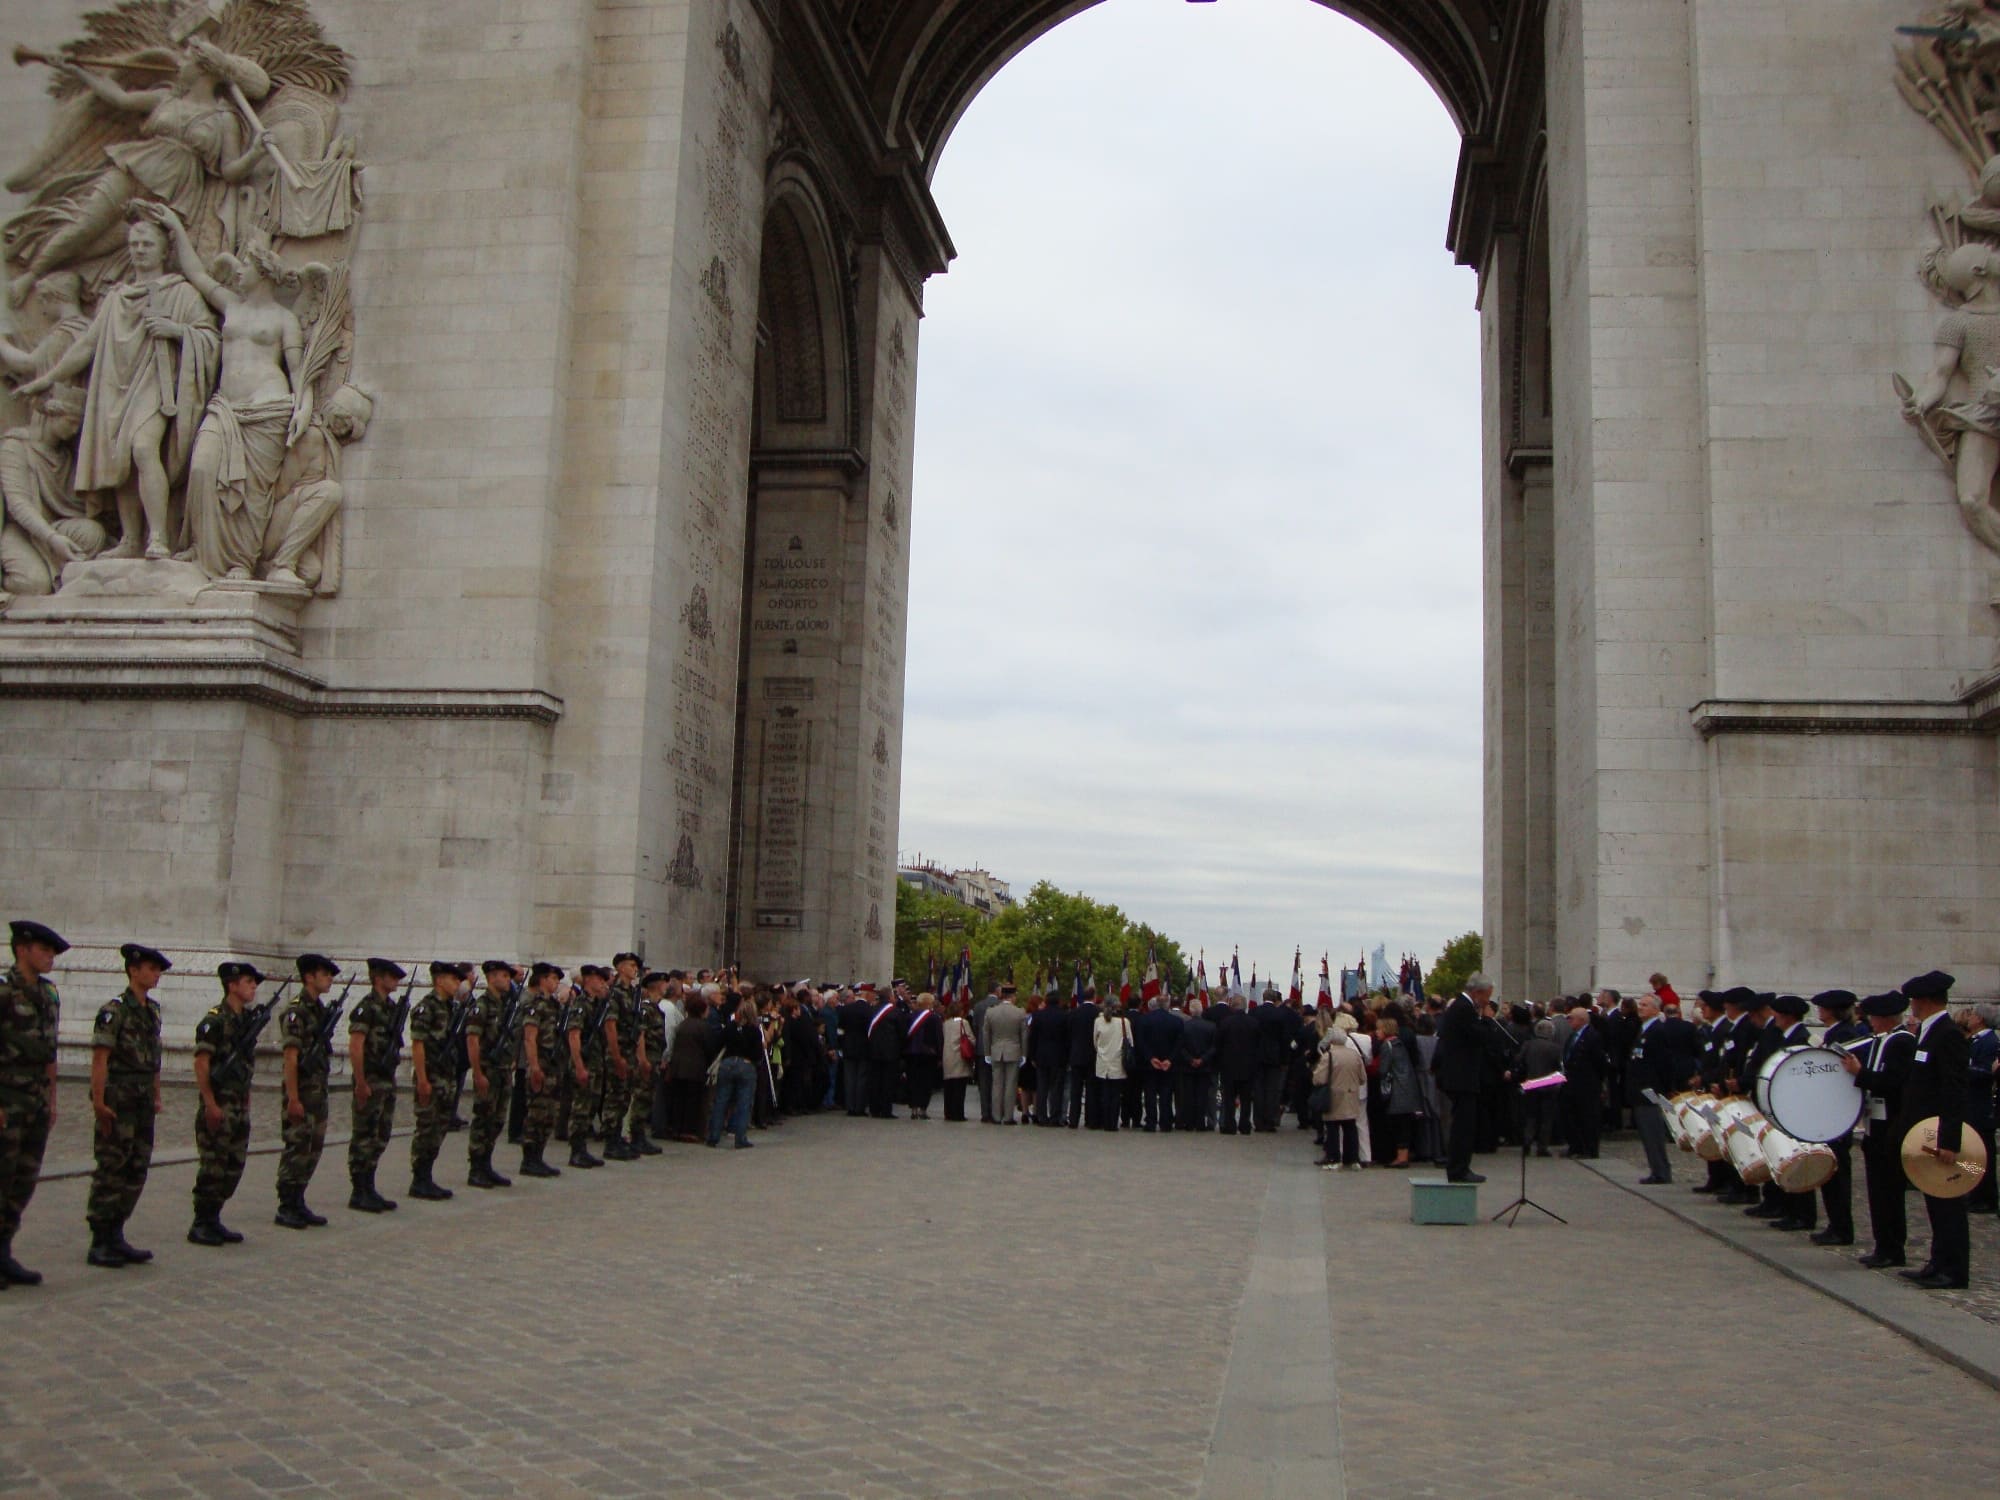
[87,943,168,1268]
[1810,989,1865,1247]
[347,957,408,1214]
[275,953,341,1228]
[564,965,609,1168]
[1843,991,1917,1270]
[598,952,642,1161]
[188,961,263,1246]
[517,961,566,1178]
[0,919,67,1288]
[405,960,463,1202]
[1896,970,1972,1289]
[465,958,519,1189]
[626,969,668,1155]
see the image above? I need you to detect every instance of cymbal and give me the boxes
[1900,1116,1990,1199]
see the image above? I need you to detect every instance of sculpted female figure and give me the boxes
[8,37,273,306]
[17,208,219,561]
[143,203,309,580]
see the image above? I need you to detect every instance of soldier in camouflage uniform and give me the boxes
[565,965,610,1169]
[275,953,342,1229]
[86,943,167,1268]
[625,970,669,1155]
[0,919,67,1288]
[517,961,566,1178]
[347,957,409,1213]
[187,961,264,1247]
[598,952,643,1160]
[465,958,519,1189]
[405,960,463,1202]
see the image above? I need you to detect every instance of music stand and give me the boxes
[1492,1073,1567,1227]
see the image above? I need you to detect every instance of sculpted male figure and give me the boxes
[1904,241,2000,553]
[0,385,103,598]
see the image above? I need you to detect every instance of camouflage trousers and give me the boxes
[625,1068,657,1136]
[596,1068,632,1138]
[88,1080,156,1228]
[520,1075,559,1150]
[0,1089,51,1242]
[347,1080,396,1176]
[409,1078,449,1172]
[192,1092,251,1211]
[468,1070,511,1160]
[276,1081,329,1192]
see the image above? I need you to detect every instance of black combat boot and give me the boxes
[408,1161,453,1201]
[628,1124,664,1156]
[85,1225,126,1269]
[108,1223,152,1263]
[187,1205,228,1247]
[274,1189,312,1230]
[483,1153,512,1186]
[602,1128,636,1162]
[369,1169,398,1211]
[568,1137,603,1169]
[0,1235,41,1285]
[214,1210,244,1243]
[297,1192,328,1227]
[349,1169,393,1213]
[519,1143,561,1178]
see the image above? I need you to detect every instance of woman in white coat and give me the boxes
[1091,1003,1131,1134]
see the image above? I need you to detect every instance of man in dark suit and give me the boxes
[864,986,904,1119]
[1215,997,1259,1136]
[1435,974,1490,1183]
[1737,993,1790,1219]
[1133,997,1184,1133]
[837,988,874,1118]
[1892,971,1971,1289]
[1843,991,1917,1269]
[1252,989,1291,1132]
[1626,991,1701,1185]
[1716,988,1765,1202]
[1065,987,1100,1128]
[1030,996,1070,1126]
[1559,1002,1606,1160]
[1810,990,1867,1246]
[1690,990,1733,1195]
[1177,999,1218,1132]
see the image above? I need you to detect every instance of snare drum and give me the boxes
[1680,1097,1726,1162]
[1665,1092,1702,1152]
[1760,1128,1837,1193]
[1754,1045,1863,1144]
[1715,1098,1773,1185]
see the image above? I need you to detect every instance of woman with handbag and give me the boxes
[1092,1001,1131,1133]
[1315,1027,1367,1170]
[940,998,975,1121]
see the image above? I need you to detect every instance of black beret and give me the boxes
[1751,992,1777,1010]
[530,961,564,981]
[1810,989,1857,1012]
[1901,970,1955,1000]
[120,942,170,970]
[1770,995,1809,1019]
[217,961,264,985]
[1695,988,1718,1003]
[296,953,339,977]
[366,957,406,979]
[9,919,68,954]
[428,960,458,979]
[642,971,670,987]
[612,951,642,967]
[481,958,514,975]
[1859,991,1908,1018]
[1720,987,1756,1007]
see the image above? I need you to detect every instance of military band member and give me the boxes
[1810,989,1865,1247]
[517,962,566,1178]
[600,952,642,1160]
[1895,970,1971,1290]
[465,958,518,1189]
[0,919,66,1288]
[1844,991,1917,1270]
[626,971,669,1155]
[1715,987,1762,1202]
[275,954,340,1228]
[187,961,262,1247]
[87,943,167,1268]
[347,957,408,1214]
[1765,995,1818,1232]
[1689,990,1734,1197]
[565,965,609,1169]
[405,961,463,1202]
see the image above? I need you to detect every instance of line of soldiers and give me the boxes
[0,919,679,1278]
[1680,973,1974,1292]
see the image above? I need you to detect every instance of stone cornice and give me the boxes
[1691,679,2000,738]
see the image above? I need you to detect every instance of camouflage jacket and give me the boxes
[0,964,59,1101]
[521,992,564,1073]
[193,1000,254,1098]
[278,993,333,1083]
[467,983,516,1071]
[347,990,404,1085]
[565,987,609,1062]
[408,989,455,1087]
[632,994,666,1068]
[93,988,163,1083]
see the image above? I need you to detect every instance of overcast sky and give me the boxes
[898,0,1482,983]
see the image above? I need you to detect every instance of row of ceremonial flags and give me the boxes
[920,943,1424,1006]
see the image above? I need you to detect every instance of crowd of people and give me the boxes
[0,916,1992,1295]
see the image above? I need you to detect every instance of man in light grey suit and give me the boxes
[970,986,1000,1123]
[981,984,1026,1124]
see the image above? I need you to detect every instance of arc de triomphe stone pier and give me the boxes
[0,0,1996,1035]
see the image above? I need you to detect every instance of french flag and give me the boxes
[1317,954,1334,1009]
[954,947,973,1008]
[1118,950,1132,1004]
[1288,948,1303,1005]
[1141,943,1162,1002]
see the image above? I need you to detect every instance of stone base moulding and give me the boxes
[1691,673,2000,739]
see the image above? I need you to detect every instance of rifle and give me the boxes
[315,974,358,1057]
[383,964,418,1069]
[486,986,525,1071]
[445,979,481,1077]
[213,980,290,1091]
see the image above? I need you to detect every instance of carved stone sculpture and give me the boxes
[0,383,103,597]
[1,0,362,597]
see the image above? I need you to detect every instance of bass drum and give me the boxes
[1754,1046,1862,1144]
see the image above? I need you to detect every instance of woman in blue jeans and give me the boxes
[708,1000,761,1149]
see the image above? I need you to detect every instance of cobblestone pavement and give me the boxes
[1593,1133,2000,1327]
[1,1115,1996,1498]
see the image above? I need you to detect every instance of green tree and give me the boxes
[895,878,1190,1001]
[1426,931,1484,1000]
[894,879,987,986]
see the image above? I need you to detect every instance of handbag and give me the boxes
[1119,1019,1135,1077]
[1308,1084,1332,1117]
[957,1022,976,1063]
